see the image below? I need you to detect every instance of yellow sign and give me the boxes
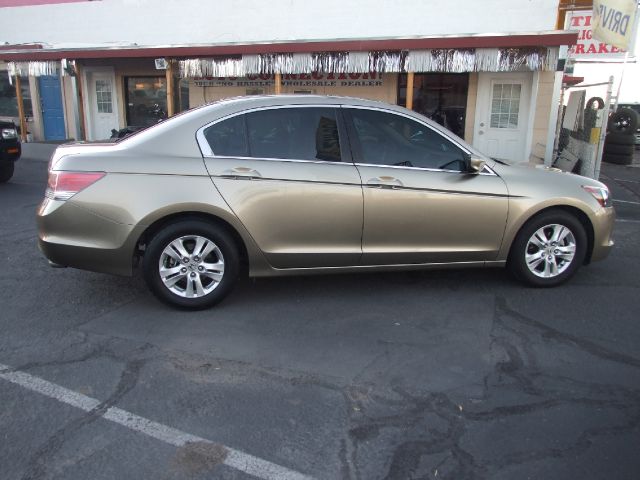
[592,0,638,51]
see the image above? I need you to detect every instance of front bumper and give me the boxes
[1,141,21,161]
[589,206,616,263]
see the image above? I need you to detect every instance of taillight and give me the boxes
[45,171,106,201]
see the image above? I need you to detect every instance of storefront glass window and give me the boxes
[125,76,167,126]
[0,75,33,118]
[179,78,190,112]
[398,73,468,138]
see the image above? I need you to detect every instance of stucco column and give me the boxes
[14,75,27,142]
[274,72,282,94]
[165,59,175,117]
[405,72,415,110]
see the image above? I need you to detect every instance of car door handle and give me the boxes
[220,167,262,180]
[366,176,404,189]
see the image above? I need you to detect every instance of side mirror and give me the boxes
[463,154,486,174]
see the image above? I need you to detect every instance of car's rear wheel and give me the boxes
[0,162,15,183]
[508,210,587,287]
[143,220,239,309]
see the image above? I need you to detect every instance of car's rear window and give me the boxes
[203,107,342,162]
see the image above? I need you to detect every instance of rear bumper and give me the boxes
[37,198,140,276]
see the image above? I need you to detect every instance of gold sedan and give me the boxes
[37,95,614,309]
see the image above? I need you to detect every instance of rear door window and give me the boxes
[245,107,341,162]
[203,107,343,162]
[203,114,249,157]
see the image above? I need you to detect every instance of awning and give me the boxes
[0,31,577,62]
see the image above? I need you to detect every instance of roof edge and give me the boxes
[0,31,577,62]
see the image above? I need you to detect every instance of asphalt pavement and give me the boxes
[1,145,639,480]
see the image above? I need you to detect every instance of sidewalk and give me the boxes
[20,142,60,162]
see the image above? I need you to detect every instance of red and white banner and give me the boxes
[566,10,626,58]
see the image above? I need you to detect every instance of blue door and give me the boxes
[38,75,66,140]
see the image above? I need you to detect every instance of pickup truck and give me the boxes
[0,120,21,183]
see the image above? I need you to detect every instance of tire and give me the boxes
[605,132,636,145]
[603,143,635,155]
[508,210,587,287]
[142,220,240,309]
[608,108,639,134]
[586,96,605,110]
[0,162,14,183]
[602,152,633,165]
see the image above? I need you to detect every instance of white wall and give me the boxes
[0,0,560,48]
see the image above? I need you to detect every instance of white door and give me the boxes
[85,69,119,140]
[474,72,532,161]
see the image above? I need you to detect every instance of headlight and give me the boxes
[582,185,612,208]
[1,128,18,140]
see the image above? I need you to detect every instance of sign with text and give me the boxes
[566,10,627,58]
[194,72,384,88]
[593,0,638,52]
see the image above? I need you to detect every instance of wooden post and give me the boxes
[165,59,175,117]
[405,72,415,110]
[14,75,28,142]
[74,62,87,140]
[274,72,282,95]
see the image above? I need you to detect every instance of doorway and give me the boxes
[38,75,66,140]
[473,72,533,161]
[84,67,119,140]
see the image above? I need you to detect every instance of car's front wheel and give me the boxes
[142,220,240,309]
[508,210,587,287]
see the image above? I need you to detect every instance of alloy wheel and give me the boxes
[158,235,225,298]
[524,224,576,278]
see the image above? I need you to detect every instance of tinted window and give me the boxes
[203,114,248,157]
[347,109,467,171]
[245,107,341,162]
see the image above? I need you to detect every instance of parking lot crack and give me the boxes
[495,296,640,369]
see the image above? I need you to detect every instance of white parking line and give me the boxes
[0,363,313,480]
[613,199,640,205]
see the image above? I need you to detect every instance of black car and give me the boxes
[0,120,21,182]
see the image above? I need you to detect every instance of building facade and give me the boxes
[0,0,577,163]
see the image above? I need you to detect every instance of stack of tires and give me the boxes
[603,106,638,165]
